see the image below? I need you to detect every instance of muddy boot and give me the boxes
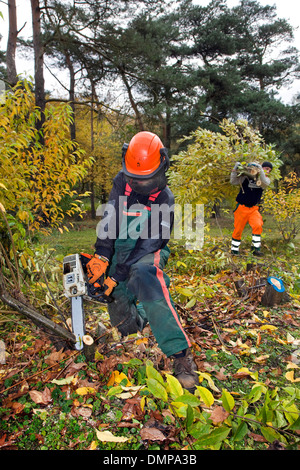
[172,349,198,393]
[251,247,264,257]
[108,296,143,336]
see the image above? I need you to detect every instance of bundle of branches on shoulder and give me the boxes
[236,162,262,186]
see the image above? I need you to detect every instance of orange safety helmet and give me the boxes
[122,131,169,179]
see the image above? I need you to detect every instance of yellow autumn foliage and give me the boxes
[75,104,122,201]
[169,118,282,215]
[263,171,300,242]
[0,80,93,235]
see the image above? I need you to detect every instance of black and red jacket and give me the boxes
[94,170,174,282]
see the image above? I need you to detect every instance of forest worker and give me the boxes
[85,131,198,392]
[230,161,273,256]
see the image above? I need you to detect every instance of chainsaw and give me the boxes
[63,253,112,350]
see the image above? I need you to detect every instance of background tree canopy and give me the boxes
[0,0,299,205]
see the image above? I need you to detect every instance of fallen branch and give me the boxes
[0,269,75,345]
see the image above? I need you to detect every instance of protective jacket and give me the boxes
[95,170,174,283]
[230,165,270,207]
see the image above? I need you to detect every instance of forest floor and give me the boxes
[0,213,300,451]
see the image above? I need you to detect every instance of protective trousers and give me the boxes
[231,204,263,254]
[107,186,191,358]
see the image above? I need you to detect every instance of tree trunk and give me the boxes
[30,0,45,134]
[65,52,76,140]
[90,180,96,219]
[6,0,18,87]
[90,80,96,219]
[120,68,144,131]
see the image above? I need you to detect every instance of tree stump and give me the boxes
[95,321,109,344]
[234,279,248,297]
[261,277,285,307]
[82,334,95,362]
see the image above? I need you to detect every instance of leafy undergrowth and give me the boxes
[1,252,300,450]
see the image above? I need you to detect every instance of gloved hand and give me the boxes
[103,277,117,296]
[86,254,109,284]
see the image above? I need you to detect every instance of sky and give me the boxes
[0,0,299,103]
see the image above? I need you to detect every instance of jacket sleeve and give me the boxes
[230,162,243,185]
[259,168,271,189]
[111,188,174,283]
[94,171,124,260]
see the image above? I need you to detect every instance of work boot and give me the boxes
[231,250,240,256]
[251,247,264,257]
[172,349,198,393]
[108,297,143,336]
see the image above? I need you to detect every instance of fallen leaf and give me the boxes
[52,376,76,386]
[215,367,227,381]
[260,325,278,332]
[210,406,229,425]
[29,388,52,405]
[254,354,269,364]
[107,370,132,387]
[233,367,257,380]
[44,348,66,366]
[89,441,98,450]
[287,333,300,345]
[285,370,300,383]
[286,361,299,369]
[72,406,93,418]
[249,432,266,443]
[95,430,128,443]
[197,371,220,392]
[262,310,270,317]
[140,427,166,441]
[11,402,24,414]
[135,338,148,345]
[76,386,96,395]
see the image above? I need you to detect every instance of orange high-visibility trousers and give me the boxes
[232,204,263,241]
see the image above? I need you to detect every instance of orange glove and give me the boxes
[86,254,109,284]
[103,277,117,296]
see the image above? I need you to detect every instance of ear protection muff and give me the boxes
[160,147,170,171]
[122,143,129,164]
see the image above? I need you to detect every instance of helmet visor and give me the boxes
[124,168,167,195]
